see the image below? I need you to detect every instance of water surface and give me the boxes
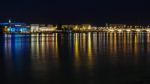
[0,32,150,84]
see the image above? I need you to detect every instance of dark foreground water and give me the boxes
[0,32,150,84]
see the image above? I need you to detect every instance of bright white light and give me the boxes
[136,29,140,32]
[126,29,131,32]
[109,29,114,32]
[146,29,150,32]
[117,29,122,32]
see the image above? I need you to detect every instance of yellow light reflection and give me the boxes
[129,32,133,54]
[41,34,46,63]
[109,32,117,65]
[36,34,40,61]
[55,33,59,58]
[87,33,93,67]
[74,33,80,68]
[123,32,127,54]
[83,33,86,53]
[109,32,113,55]
[134,33,139,64]
[147,33,150,43]
[114,32,117,57]
[127,32,131,52]
[50,33,55,56]
[31,34,40,63]
[31,34,35,58]
[147,33,150,55]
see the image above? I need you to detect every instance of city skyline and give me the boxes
[1,0,150,83]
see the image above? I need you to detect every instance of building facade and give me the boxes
[0,20,29,33]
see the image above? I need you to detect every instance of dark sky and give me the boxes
[0,0,149,24]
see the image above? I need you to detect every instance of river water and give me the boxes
[0,32,150,84]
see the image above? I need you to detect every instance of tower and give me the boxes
[9,19,12,24]
[8,19,12,28]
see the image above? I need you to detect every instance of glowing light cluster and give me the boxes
[109,29,115,32]
[117,29,122,32]
[136,29,140,32]
[7,27,29,33]
[126,29,131,32]
[146,29,150,32]
[39,27,56,32]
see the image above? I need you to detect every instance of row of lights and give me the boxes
[108,29,150,32]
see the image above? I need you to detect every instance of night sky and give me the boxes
[0,0,149,24]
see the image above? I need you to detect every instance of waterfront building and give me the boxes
[107,24,126,28]
[47,24,57,31]
[0,20,29,33]
[31,24,40,33]
[61,24,91,31]
[81,24,92,30]
[62,25,77,30]
[39,24,57,32]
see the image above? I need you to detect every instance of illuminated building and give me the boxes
[47,24,57,31]
[62,25,74,30]
[1,20,150,33]
[31,24,58,33]
[107,24,126,28]
[81,24,92,30]
[31,24,40,33]
[61,24,91,31]
[0,20,29,33]
[38,24,58,32]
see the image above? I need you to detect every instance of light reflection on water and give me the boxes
[1,32,150,84]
